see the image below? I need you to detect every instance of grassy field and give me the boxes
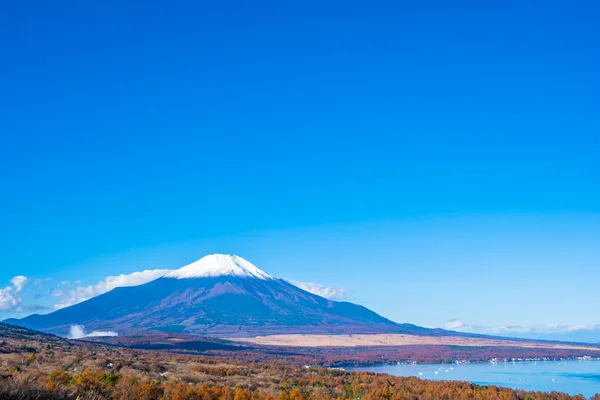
[232,333,600,350]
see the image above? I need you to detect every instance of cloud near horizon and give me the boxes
[0,276,30,311]
[52,269,172,309]
[441,318,600,336]
[287,279,347,300]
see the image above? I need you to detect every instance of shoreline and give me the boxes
[339,356,600,369]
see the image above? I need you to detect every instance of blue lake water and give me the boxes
[350,360,600,398]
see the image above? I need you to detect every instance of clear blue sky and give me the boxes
[1,1,599,338]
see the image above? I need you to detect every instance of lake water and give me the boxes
[350,360,600,399]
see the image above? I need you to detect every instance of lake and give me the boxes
[350,360,600,399]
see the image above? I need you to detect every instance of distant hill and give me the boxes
[6,254,445,338]
[0,322,74,356]
[0,322,63,342]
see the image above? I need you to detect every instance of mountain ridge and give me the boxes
[5,254,441,338]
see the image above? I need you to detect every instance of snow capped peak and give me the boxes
[164,254,275,280]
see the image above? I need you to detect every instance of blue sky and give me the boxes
[1,1,599,340]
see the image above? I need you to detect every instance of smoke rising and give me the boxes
[68,325,118,339]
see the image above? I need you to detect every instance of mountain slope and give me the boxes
[6,254,434,337]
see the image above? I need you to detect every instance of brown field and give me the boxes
[233,333,600,351]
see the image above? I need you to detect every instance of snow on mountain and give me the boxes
[5,254,440,338]
[164,254,274,280]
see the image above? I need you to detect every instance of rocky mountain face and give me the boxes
[6,254,435,337]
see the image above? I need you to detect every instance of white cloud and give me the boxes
[441,318,600,336]
[10,276,29,293]
[53,269,172,310]
[0,287,20,311]
[287,279,347,299]
[68,325,118,339]
[543,323,598,333]
[443,318,468,330]
[0,276,30,311]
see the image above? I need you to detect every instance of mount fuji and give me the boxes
[6,254,437,337]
